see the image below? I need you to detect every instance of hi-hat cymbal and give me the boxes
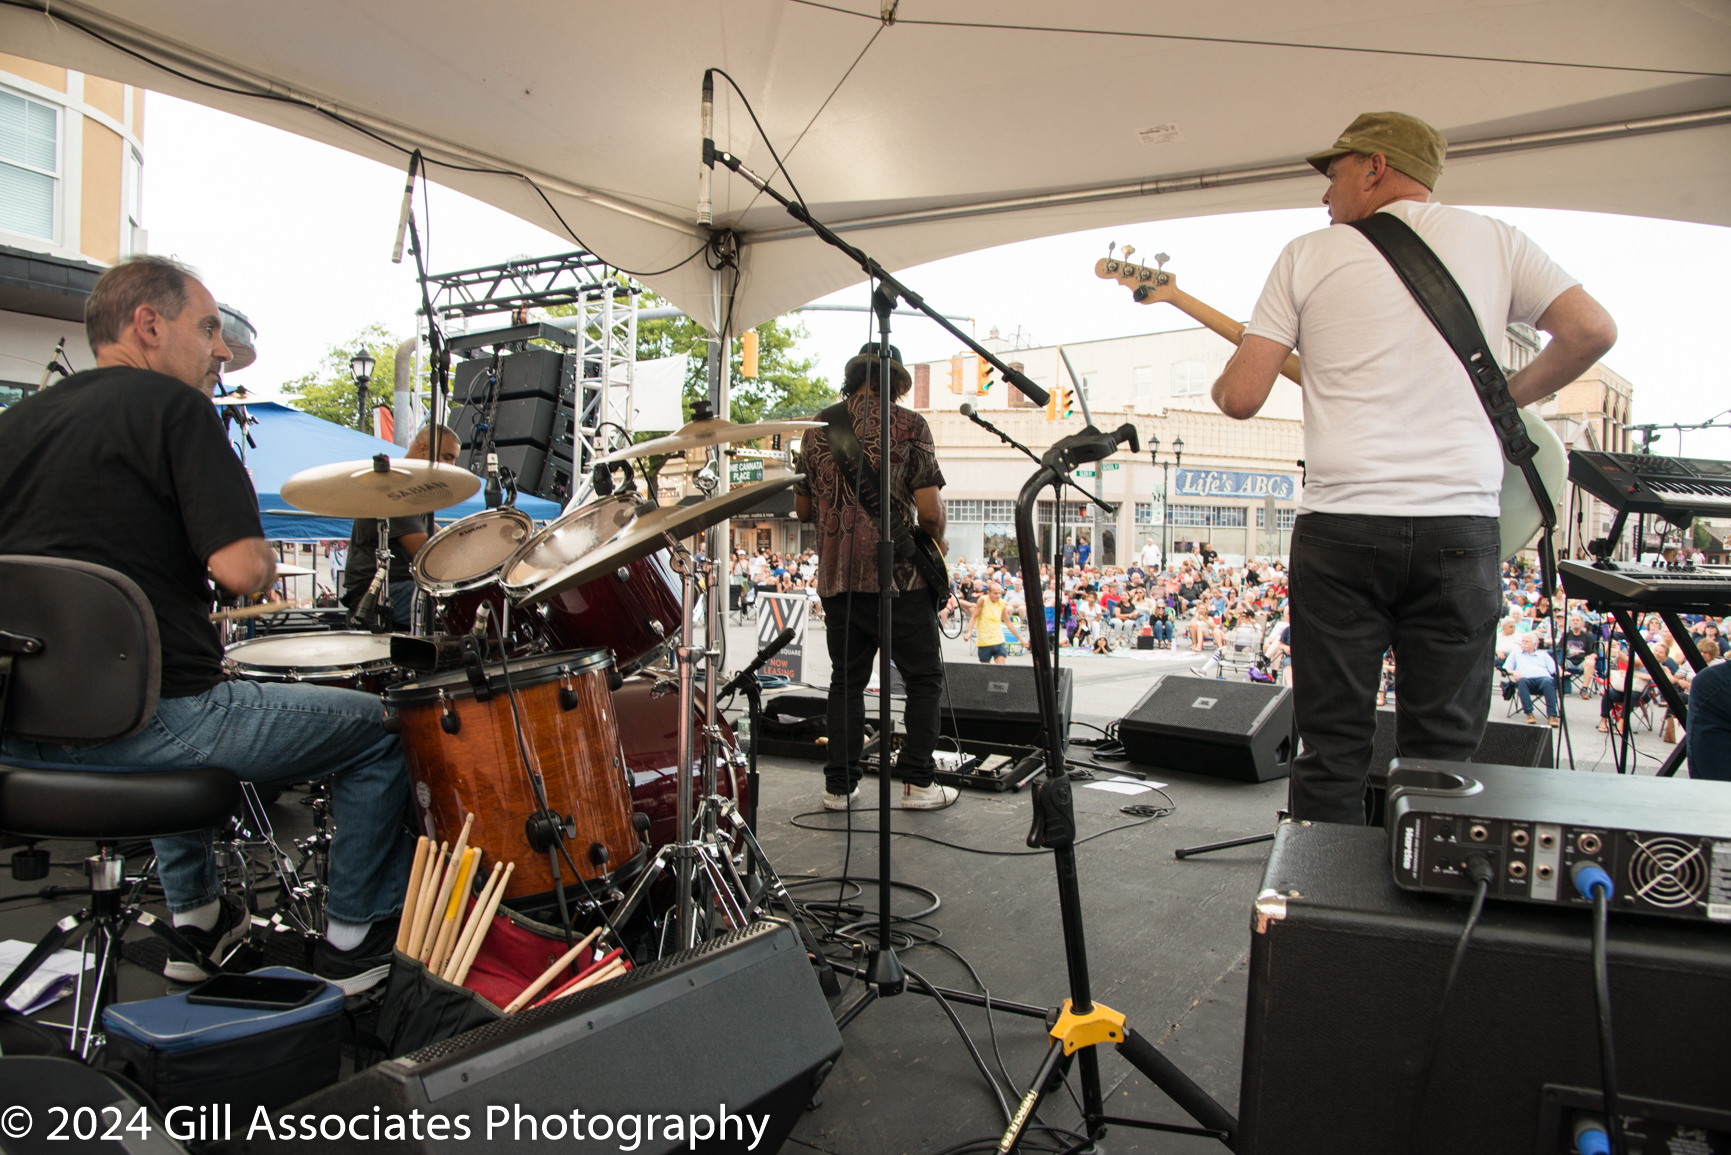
[519,477,801,607]
[595,417,823,465]
[282,457,481,517]
[212,388,258,406]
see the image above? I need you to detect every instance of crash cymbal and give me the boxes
[281,456,481,518]
[519,477,801,607]
[211,388,259,406]
[274,563,317,576]
[595,418,823,465]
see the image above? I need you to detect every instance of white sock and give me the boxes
[173,899,221,932]
[325,918,371,953]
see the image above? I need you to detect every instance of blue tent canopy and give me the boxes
[235,402,563,540]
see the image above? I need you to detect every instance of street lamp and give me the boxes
[350,348,376,431]
[1150,434,1183,566]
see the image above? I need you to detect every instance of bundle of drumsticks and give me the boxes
[393,815,629,1012]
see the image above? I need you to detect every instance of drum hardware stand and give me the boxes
[987,430,1237,1152]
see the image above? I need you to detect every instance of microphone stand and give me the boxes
[714,146,1052,1002]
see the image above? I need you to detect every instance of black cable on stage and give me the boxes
[905,966,1014,1124]
[1585,871,1627,1155]
[1407,857,1492,1154]
[788,802,1170,856]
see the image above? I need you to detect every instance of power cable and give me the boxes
[785,0,1730,77]
[1407,856,1492,1154]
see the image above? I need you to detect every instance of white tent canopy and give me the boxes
[6,1,1728,335]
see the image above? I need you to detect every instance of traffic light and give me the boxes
[1047,383,1076,420]
[976,356,994,394]
[948,356,964,394]
[740,329,759,379]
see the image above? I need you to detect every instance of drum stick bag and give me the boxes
[376,902,603,1057]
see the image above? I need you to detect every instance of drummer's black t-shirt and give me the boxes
[0,367,263,697]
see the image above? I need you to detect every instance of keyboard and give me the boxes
[1559,559,1731,611]
[1569,450,1731,521]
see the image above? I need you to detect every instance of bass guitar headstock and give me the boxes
[1094,244,1179,306]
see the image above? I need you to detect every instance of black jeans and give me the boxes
[1289,513,1501,824]
[822,590,944,792]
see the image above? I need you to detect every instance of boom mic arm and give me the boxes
[722,627,796,696]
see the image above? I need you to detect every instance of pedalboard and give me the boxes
[1386,760,1731,922]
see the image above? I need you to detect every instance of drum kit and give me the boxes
[226,412,821,957]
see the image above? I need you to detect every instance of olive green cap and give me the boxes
[1306,111,1448,189]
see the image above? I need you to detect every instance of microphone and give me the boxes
[959,402,975,417]
[591,462,615,497]
[391,151,421,264]
[697,71,714,226]
[722,626,797,696]
[484,451,502,509]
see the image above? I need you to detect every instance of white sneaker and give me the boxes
[901,783,959,810]
[823,786,861,811]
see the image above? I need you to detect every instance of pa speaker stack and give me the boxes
[451,343,578,506]
[1117,677,1293,782]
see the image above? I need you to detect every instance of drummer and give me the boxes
[341,422,459,629]
[0,256,412,993]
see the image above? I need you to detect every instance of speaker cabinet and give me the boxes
[1117,677,1293,782]
[938,662,1072,750]
[255,922,841,1154]
[1240,822,1731,1153]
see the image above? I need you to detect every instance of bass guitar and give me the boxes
[1093,252,1564,560]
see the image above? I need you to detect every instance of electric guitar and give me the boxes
[1093,251,1565,559]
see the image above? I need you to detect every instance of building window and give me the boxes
[1255,507,1297,530]
[1171,359,1207,397]
[123,146,145,255]
[0,87,59,241]
[1169,504,1246,528]
[981,500,1014,525]
[946,499,982,522]
[1133,365,1153,402]
[1134,502,1154,525]
[1039,500,1119,526]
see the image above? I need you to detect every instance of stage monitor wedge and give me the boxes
[938,661,1072,751]
[258,921,840,1154]
[1118,677,1293,782]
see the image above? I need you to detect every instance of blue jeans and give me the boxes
[1148,619,1174,643]
[1688,663,1731,781]
[1,680,411,923]
[1515,676,1558,717]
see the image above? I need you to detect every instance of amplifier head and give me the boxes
[1387,760,1731,922]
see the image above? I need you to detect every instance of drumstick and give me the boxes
[436,849,490,979]
[443,859,502,981]
[209,601,310,621]
[396,837,430,953]
[541,953,628,1006]
[429,848,479,975]
[418,816,473,963]
[403,841,446,959]
[502,927,604,1014]
[448,861,512,987]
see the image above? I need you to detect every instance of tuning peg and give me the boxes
[1154,252,1169,270]
[1122,245,1136,262]
[1107,241,1117,259]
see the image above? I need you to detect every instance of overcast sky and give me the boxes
[146,94,1731,461]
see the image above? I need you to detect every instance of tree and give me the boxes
[279,323,418,431]
[628,290,833,424]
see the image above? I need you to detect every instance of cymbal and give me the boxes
[282,457,481,517]
[519,477,801,607]
[595,417,823,465]
[274,563,317,576]
[212,389,258,406]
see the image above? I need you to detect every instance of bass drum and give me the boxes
[612,673,745,854]
[502,495,682,674]
[387,649,643,902]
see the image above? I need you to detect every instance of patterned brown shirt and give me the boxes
[793,390,945,597]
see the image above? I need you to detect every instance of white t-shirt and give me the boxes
[1245,201,1579,517]
[1140,543,1162,569]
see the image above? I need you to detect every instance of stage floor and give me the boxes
[0,641,1685,1153]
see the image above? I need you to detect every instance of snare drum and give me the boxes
[224,632,397,692]
[414,507,543,647]
[386,649,643,901]
[501,495,682,673]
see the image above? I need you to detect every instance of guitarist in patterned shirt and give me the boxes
[794,342,959,812]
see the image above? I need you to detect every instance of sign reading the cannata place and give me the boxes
[1173,469,1297,500]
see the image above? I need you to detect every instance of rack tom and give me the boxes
[386,649,642,902]
[501,495,681,673]
[413,507,543,649]
[224,632,397,693]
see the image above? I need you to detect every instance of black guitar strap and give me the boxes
[1346,212,1558,594]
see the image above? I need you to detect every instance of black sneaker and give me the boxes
[313,916,400,995]
[163,896,250,983]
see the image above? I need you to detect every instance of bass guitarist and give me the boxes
[1211,111,1616,824]
[794,342,959,812]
